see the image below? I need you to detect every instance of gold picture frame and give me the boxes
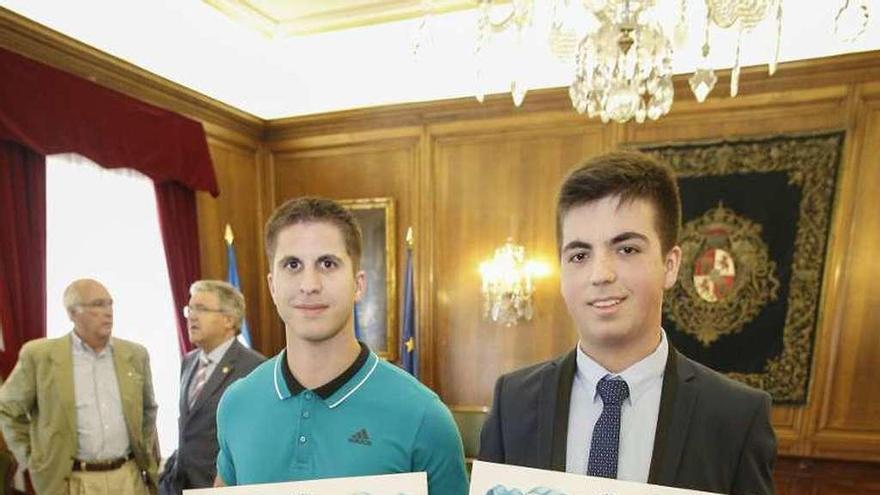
[339,197,397,360]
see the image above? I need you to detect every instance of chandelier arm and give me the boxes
[478,0,518,33]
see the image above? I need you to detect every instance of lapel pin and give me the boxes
[222,366,230,374]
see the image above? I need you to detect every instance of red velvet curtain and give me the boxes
[0,47,218,196]
[0,46,219,359]
[154,182,200,355]
[0,142,46,378]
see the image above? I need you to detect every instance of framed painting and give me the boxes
[340,197,397,360]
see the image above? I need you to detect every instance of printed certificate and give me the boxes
[183,471,427,495]
[470,461,721,495]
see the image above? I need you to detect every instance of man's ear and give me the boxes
[663,245,682,290]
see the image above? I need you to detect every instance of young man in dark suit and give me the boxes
[159,280,264,494]
[479,151,777,494]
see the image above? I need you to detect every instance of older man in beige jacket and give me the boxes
[0,279,159,495]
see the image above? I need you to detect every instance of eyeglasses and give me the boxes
[76,300,113,310]
[182,305,227,318]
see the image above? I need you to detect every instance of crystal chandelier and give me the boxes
[468,0,791,123]
[479,239,550,327]
[570,0,675,123]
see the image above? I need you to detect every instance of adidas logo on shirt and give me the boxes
[348,428,372,446]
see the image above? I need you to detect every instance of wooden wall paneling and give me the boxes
[774,457,880,494]
[809,83,880,462]
[268,134,421,359]
[430,122,607,406]
[254,145,284,355]
[417,126,437,388]
[624,86,849,144]
[197,137,266,351]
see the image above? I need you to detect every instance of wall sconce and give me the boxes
[479,238,551,327]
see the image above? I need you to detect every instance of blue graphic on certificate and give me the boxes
[470,461,722,495]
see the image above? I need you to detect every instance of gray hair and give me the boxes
[63,285,82,312]
[189,280,246,333]
[63,278,107,313]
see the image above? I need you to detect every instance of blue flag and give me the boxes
[353,302,362,341]
[400,237,417,377]
[225,226,253,348]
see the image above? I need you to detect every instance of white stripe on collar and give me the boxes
[327,354,379,409]
[273,350,285,400]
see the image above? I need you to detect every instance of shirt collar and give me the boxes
[70,331,112,357]
[274,342,371,401]
[575,329,668,404]
[200,336,235,365]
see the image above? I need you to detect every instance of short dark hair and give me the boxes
[556,150,681,255]
[264,197,362,272]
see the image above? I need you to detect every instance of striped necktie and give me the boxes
[188,355,211,408]
[586,376,630,478]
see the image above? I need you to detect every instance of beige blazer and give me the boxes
[0,333,159,495]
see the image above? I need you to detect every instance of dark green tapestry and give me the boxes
[637,131,844,404]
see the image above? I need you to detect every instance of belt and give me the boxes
[72,452,135,472]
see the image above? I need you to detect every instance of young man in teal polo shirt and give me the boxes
[214,197,468,495]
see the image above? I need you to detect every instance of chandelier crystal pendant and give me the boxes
[689,9,717,102]
[475,0,535,106]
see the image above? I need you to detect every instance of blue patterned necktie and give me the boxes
[586,376,630,478]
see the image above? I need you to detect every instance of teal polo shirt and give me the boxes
[216,343,468,495]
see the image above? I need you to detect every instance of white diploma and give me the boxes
[469,461,721,495]
[183,472,427,495]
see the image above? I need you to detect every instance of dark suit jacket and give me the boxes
[159,339,264,494]
[479,346,777,495]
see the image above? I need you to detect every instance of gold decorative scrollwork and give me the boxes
[665,202,780,346]
[638,130,844,403]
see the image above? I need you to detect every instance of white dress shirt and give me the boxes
[565,330,669,482]
[71,332,131,461]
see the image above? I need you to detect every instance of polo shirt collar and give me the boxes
[273,342,374,404]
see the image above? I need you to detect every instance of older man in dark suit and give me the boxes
[159,280,264,495]
[479,151,777,494]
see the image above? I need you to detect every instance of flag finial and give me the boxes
[224,224,234,246]
[405,227,414,248]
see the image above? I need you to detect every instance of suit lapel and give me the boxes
[49,335,77,440]
[180,352,199,415]
[648,347,698,485]
[112,339,142,443]
[187,341,240,417]
[548,350,576,471]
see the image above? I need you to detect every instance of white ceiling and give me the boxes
[2,0,878,120]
